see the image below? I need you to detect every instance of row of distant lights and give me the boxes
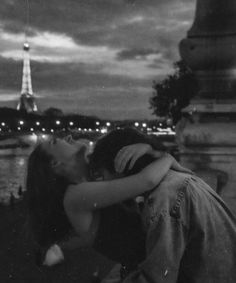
[0,120,109,127]
[0,120,111,134]
[0,120,174,135]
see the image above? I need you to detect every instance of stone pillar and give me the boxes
[177,0,236,214]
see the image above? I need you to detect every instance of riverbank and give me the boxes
[0,198,113,283]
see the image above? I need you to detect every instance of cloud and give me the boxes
[0,0,196,119]
[116,48,160,61]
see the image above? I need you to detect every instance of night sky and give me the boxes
[0,0,195,120]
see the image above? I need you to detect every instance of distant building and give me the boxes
[17,42,38,113]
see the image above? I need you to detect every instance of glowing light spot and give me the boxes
[101,128,108,134]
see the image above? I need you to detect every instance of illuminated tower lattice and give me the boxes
[17,42,38,112]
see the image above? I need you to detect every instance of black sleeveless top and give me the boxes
[93,203,146,269]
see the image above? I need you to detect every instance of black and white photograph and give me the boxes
[0,0,236,282]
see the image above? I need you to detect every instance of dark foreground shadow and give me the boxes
[0,199,114,283]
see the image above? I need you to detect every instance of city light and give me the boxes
[89,128,92,132]
[17,127,21,131]
[96,129,99,132]
[101,128,108,134]
[51,129,54,133]
[69,121,74,126]
[134,122,139,127]
[142,123,147,128]
[106,122,111,127]
[29,133,38,143]
[1,122,5,126]
[96,121,100,126]
[30,128,34,132]
[56,120,61,125]
[19,120,24,125]
[42,128,46,132]
[36,121,40,126]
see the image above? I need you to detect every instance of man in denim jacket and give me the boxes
[123,170,236,283]
[92,128,236,283]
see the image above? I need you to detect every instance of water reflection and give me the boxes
[0,148,32,205]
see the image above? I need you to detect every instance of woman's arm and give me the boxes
[115,143,193,175]
[64,153,175,211]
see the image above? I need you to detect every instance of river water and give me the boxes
[0,147,32,204]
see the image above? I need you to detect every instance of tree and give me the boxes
[149,60,198,124]
[44,107,64,117]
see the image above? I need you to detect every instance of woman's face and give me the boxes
[42,137,89,181]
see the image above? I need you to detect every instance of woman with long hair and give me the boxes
[26,128,191,276]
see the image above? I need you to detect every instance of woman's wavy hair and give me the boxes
[25,143,73,249]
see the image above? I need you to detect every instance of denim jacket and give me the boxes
[123,170,236,283]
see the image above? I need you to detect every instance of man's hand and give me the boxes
[43,244,64,267]
[114,143,153,173]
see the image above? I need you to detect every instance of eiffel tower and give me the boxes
[17,42,38,112]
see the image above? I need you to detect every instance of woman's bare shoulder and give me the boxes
[63,183,86,212]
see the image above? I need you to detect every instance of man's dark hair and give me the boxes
[91,127,166,176]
